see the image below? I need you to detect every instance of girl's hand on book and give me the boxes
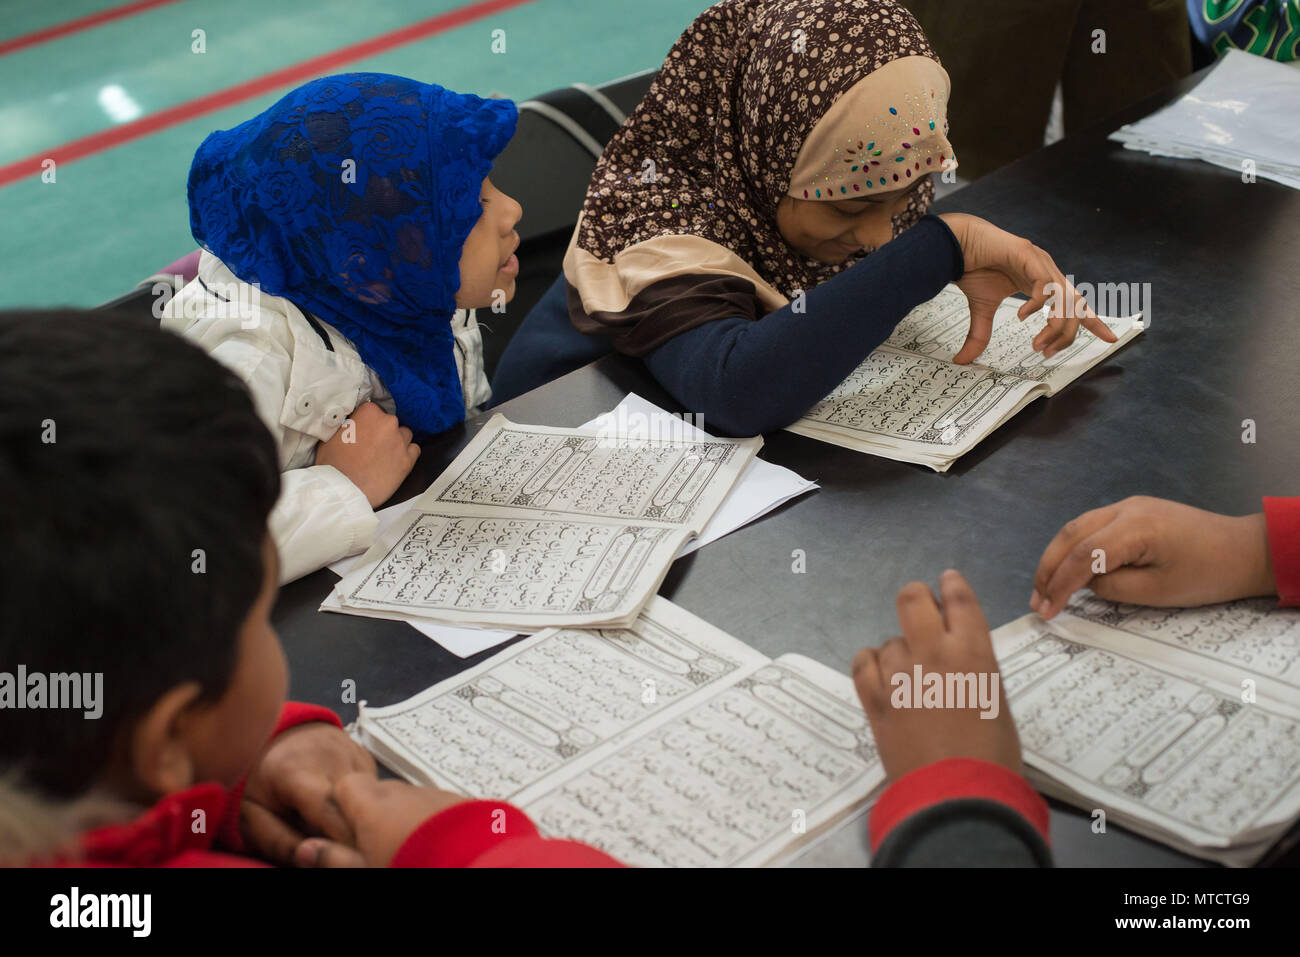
[315,401,421,508]
[295,774,465,867]
[852,570,1023,782]
[938,212,1118,363]
[1031,496,1276,619]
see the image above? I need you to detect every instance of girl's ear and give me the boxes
[129,682,205,797]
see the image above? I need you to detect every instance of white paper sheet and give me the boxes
[1111,50,1300,190]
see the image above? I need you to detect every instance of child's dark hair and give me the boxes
[0,311,280,798]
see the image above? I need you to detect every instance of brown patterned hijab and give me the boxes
[564,0,956,354]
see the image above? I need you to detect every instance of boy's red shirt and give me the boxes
[52,702,621,868]
[1264,497,1300,605]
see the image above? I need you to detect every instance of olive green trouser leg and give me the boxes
[1062,0,1193,135]
[903,0,1083,180]
[903,0,1191,179]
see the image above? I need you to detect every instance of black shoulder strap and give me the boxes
[299,311,335,352]
[198,276,334,352]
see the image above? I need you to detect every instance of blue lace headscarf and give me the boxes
[187,73,518,437]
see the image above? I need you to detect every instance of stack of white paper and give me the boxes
[1110,50,1300,189]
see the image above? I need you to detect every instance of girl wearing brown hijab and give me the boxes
[492,0,1113,435]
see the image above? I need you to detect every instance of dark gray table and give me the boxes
[273,74,1300,867]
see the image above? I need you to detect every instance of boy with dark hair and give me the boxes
[0,311,618,867]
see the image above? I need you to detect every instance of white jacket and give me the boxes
[160,251,491,584]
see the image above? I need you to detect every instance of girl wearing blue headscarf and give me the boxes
[162,73,521,584]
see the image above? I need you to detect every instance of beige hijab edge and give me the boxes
[563,213,791,316]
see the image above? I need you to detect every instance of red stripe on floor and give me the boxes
[0,0,537,189]
[0,0,184,57]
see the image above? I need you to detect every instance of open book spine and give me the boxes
[993,603,1300,865]
[352,595,886,867]
[786,285,1143,470]
[331,415,762,629]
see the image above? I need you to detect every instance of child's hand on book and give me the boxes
[938,212,1118,364]
[852,570,1022,782]
[315,401,421,508]
[295,774,465,867]
[239,721,378,866]
[1030,496,1276,619]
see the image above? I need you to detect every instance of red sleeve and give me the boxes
[272,701,344,736]
[216,701,345,850]
[1263,497,1300,606]
[390,800,623,868]
[869,758,1050,854]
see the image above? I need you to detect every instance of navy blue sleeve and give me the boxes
[641,215,964,436]
[490,275,615,406]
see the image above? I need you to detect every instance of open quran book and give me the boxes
[786,284,1144,471]
[994,592,1300,866]
[329,415,760,630]
[352,595,886,867]
[357,588,1300,866]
